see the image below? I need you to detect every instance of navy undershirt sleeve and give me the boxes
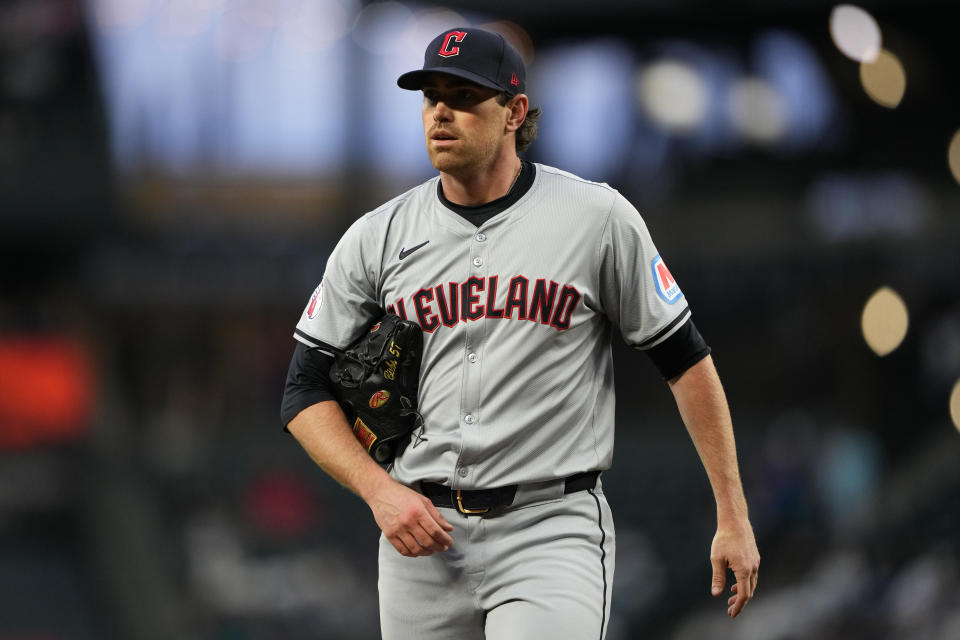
[281,342,338,430]
[644,318,711,381]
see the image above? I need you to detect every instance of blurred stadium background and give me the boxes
[1,0,959,638]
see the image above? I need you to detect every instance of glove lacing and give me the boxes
[399,396,427,448]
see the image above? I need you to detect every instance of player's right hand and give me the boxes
[368,481,455,557]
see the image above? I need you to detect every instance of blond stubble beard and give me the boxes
[426,134,503,176]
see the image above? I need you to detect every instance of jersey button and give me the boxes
[464,414,475,424]
[457,467,469,478]
[475,232,487,242]
[472,257,483,267]
[467,353,478,363]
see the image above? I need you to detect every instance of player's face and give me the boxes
[420,74,513,175]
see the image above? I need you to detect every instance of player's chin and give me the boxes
[427,150,466,173]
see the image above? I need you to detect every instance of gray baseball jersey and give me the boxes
[293,163,690,490]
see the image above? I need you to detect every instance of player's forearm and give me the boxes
[668,355,749,524]
[287,400,396,503]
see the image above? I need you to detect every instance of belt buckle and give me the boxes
[455,489,489,515]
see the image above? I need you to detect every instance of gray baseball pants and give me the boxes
[378,479,615,640]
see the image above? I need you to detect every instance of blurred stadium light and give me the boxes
[829,3,881,63]
[952,379,960,431]
[948,129,960,184]
[351,0,415,54]
[727,77,787,146]
[861,286,909,357]
[806,171,930,241]
[638,58,708,134]
[0,337,95,448]
[535,39,637,180]
[859,48,907,108]
[751,30,838,152]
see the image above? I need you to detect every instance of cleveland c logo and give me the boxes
[438,31,466,57]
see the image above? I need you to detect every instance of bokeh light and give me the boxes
[479,20,536,65]
[829,4,881,63]
[752,31,838,151]
[279,0,353,55]
[861,286,909,356]
[859,49,906,108]
[232,0,281,29]
[951,379,960,432]
[947,130,960,185]
[214,5,272,61]
[537,40,636,179]
[352,1,414,55]
[637,59,708,134]
[158,0,222,40]
[728,77,787,145]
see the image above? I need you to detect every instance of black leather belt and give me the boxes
[420,471,600,515]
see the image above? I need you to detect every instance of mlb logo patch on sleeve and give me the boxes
[651,255,683,304]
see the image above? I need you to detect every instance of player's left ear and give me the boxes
[504,94,528,133]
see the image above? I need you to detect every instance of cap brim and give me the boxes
[397,67,506,92]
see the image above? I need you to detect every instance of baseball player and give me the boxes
[282,27,759,639]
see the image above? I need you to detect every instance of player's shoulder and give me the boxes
[533,164,623,209]
[534,163,619,195]
[533,163,626,224]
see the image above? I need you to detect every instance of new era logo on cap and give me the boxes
[397,27,526,96]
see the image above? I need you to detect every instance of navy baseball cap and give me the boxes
[397,27,526,95]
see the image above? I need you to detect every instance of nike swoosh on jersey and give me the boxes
[399,241,430,260]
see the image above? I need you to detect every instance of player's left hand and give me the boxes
[709,520,760,618]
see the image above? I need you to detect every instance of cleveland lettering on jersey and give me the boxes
[387,274,582,332]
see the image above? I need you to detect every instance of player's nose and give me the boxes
[433,100,453,122]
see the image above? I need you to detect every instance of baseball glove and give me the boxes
[329,314,425,464]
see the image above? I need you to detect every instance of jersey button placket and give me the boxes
[472,231,486,269]
[458,233,485,487]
